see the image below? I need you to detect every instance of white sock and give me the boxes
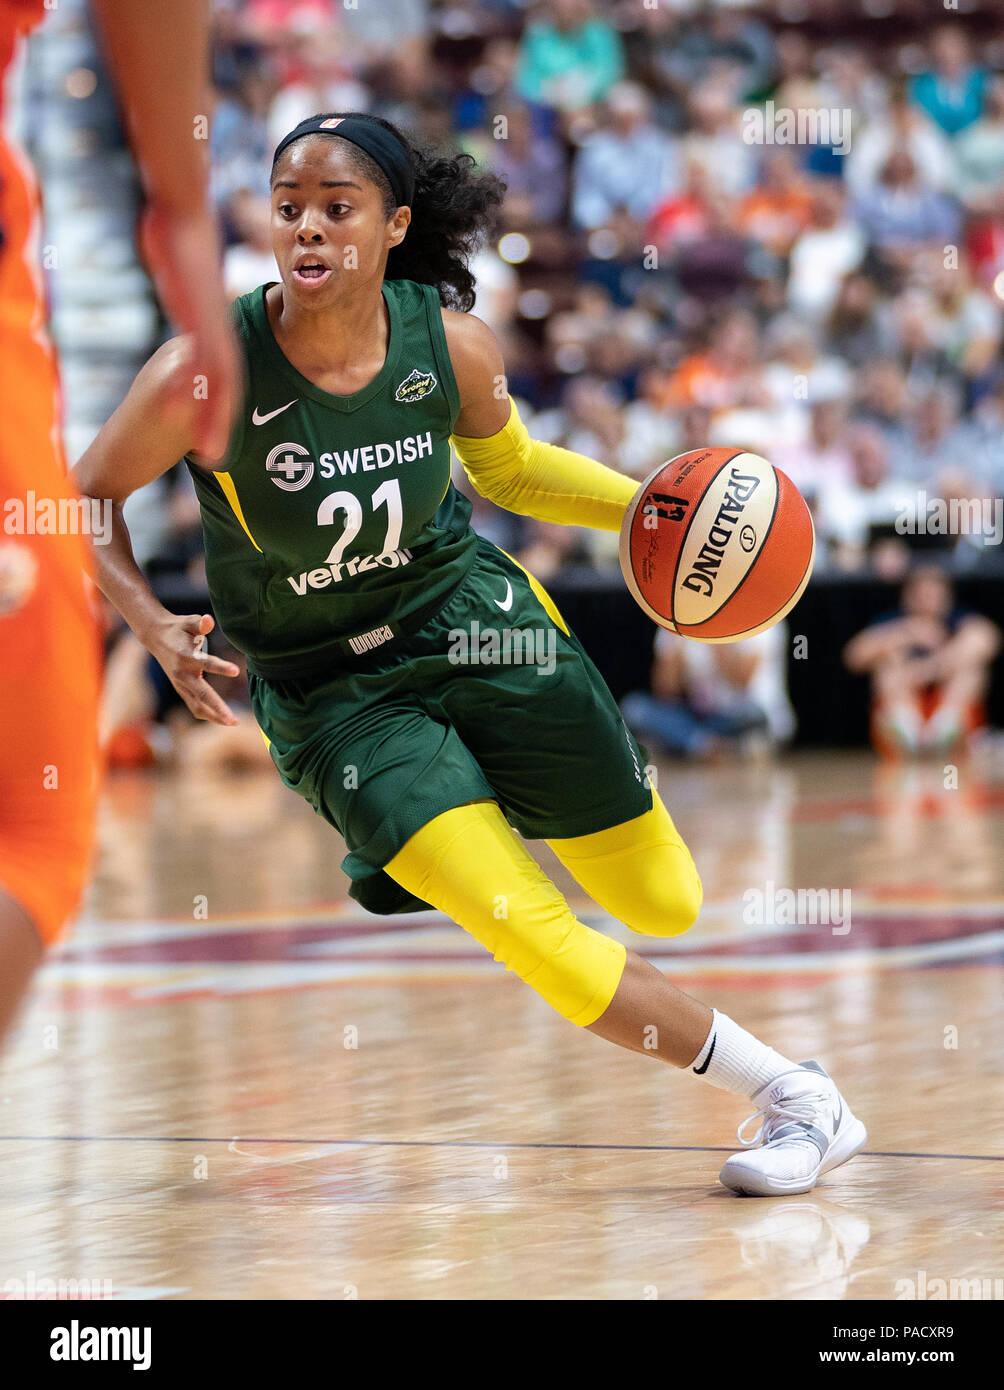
[688,1009,799,1098]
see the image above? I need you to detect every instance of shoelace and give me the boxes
[736,1089,831,1148]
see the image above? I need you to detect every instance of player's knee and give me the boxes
[622,853,703,938]
[494,909,625,1026]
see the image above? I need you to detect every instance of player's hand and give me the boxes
[147,613,241,726]
[140,201,242,463]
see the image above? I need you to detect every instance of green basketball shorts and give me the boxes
[248,536,653,914]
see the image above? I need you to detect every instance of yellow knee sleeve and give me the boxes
[384,801,626,1026]
[547,791,703,938]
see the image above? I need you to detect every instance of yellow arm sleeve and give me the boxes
[451,396,639,532]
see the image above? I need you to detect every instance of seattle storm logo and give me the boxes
[394,368,437,403]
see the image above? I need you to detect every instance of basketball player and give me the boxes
[0,0,238,1043]
[74,112,866,1196]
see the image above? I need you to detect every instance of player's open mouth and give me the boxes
[292,262,332,287]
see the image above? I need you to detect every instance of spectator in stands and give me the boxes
[673,185,756,304]
[222,189,277,299]
[816,423,912,571]
[737,148,813,257]
[680,82,755,197]
[853,357,913,449]
[514,0,624,119]
[909,24,986,137]
[210,58,276,207]
[629,3,775,120]
[663,308,767,415]
[825,271,896,367]
[619,368,683,480]
[968,375,1004,499]
[891,385,977,488]
[622,622,795,761]
[787,180,866,321]
[853,149,961,277]
[773,397,854,507]
[846,83,955,196]
[529,372,626,465]
[466,241,519,343]
[927,259,1002,390]
[488,102,568,229]
[816,43,889,136]
[570,81,680,235]
[956,74,1004,213]
[844,565,1000,757]
[239,0,330,48]
[265,26,370,146]
[762,315,852,443]
[646,158,713,255]
[891,287,953,391]
[335,0,431,71]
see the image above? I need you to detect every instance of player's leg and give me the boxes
[870,658,925,755]
[922,669,986,751]
[0,893,44,1043]
[385,797,668,1028]
[0,565,100,1047]
[384,795,865,1196]
[0,133,102,1048]
[544,793,867,1195]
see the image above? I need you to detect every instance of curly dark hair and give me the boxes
[270,113,507,312]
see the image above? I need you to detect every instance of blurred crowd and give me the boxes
[96,0,1004,763]
[182,0,1004,586]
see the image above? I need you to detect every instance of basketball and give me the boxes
[619,448,815,643]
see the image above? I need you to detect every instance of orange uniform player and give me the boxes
[0,0,101,958]
[0,0,239,1042]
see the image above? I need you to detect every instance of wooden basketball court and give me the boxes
[0,750,1000,1300]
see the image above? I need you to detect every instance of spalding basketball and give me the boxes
[619,448,814,643]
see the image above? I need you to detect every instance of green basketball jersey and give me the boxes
[185,278,478,677]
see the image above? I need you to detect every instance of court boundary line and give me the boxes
[0,1134,999,1161]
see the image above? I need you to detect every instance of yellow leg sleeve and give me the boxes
[547,791,703,939]
[384,800,626,1026]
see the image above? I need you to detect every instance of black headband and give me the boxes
[272,113,415,208]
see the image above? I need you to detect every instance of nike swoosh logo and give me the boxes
[834,1096,843,1133]
[252,400,298,425]
[493,578,514,613]
[693,1033,716,1075]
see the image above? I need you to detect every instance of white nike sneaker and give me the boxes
[719,1061,867,1197]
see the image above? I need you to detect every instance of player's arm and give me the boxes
[90,0,238,461]
[843,618,920,673]
[715,645,761,689]
[71,340,240,727]
[932,614,1001,676]
[445,311,638,531]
